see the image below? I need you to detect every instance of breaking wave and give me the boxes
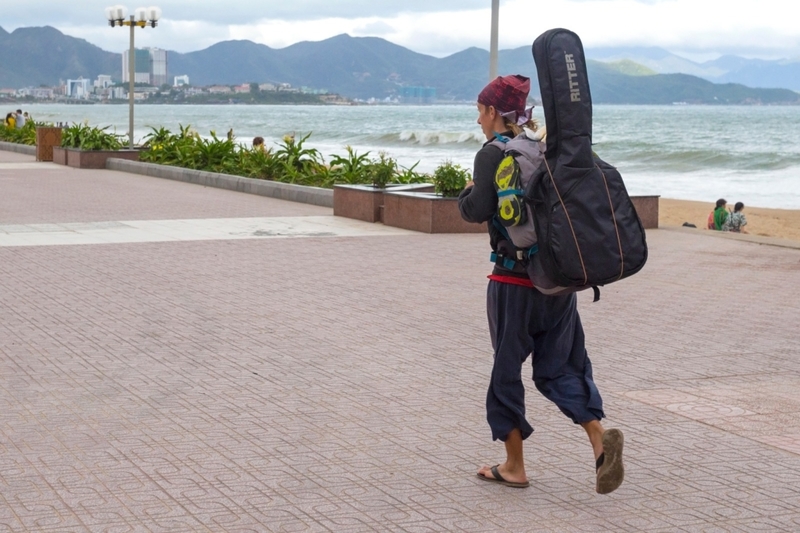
[368,131,485,146]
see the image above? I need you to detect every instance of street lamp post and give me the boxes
[105,5,161,150]
[489,0,499,81]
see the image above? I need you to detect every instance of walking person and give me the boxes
[458,74,624,494]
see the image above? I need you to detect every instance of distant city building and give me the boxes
[110,87,126,100]
[20,87,55,99]
[66,78,91,98]
[122,49,151,83]
[149,48,168,86]
[300,86,329,95]
[173,75,189,87]
[233,84,251,94]
[258,83,276,91]
[398,86,436,104]
[31,87,55,100]
[94,75,113,90]
[122,48,167,85]
[207,85,232,94]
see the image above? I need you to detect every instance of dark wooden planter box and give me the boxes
[52,146,68,166]
[630,195,659,229]
[65,148,140,169]
[333,183,435,223]
[382,191,487,233]
[35,127,63,162]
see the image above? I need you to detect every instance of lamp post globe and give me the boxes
[104,5,160,149]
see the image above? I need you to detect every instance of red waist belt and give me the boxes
[487,274,534,288]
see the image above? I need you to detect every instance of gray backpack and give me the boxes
[490,131,586,297]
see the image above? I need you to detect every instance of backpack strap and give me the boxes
[492,133,511,144]
[490,216,538,270]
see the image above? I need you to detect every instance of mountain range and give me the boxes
[1,26,798,105]
[588,46,800,92]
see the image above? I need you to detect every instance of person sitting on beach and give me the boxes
[15,109,25,129]
[708,198,728,231]
[4,112,15,129]
[252,136,265,151]
[723,202,748,233]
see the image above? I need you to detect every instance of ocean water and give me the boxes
[21,103,800,209]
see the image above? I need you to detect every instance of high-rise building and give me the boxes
[149,48,168,87]
[121,48,168,86]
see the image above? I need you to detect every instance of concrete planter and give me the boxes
[35,127,63,162]
[630,195,660,229]
[66,148,140,169]
[52,146,68,165]
[0,141,37,156]
[334,183,435,223]
[382,191,486,234]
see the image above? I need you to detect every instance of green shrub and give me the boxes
[369,152,397,188]
[64,122,436,190]
[328,146,372,185]
[266,133,326,186]
[0,120,39,145]
[396,161,431,185]
[432,160,470,197]
[61,123,125,150]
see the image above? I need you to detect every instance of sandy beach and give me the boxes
[659,198,800,242]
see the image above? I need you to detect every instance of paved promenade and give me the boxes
[2,150,800,532]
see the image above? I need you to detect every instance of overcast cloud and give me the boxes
[4,0,798,60]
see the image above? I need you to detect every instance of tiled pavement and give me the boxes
[1,151,800,533]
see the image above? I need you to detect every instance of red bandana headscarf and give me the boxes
[477,74,532,125]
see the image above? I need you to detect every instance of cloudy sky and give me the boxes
[4,0,799,61]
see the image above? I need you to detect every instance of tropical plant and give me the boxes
[236,146,284,181]
[432,160,470,197]
[328,145,372,185]
[61,122,125,151]
[0,120,40,145]
[369,152,397,189]
[55,122,438,191]
[396,161,431,185]
[272,133,327,185]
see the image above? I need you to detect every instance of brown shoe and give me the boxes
[477,465,530,489]
[596,428,624,494]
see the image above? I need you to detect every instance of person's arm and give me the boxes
[458,147,502,223]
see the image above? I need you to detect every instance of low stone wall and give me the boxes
[333,183,436,223]
[106,158,334,208]
[0,141,36,156]
[67,149,140,169]
[383,191,486,234]
[630,195,659,229]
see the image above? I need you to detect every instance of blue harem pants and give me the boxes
[486,280,604,442]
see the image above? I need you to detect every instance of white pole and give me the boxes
[128,16,135,150]
[489,0,499,81]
